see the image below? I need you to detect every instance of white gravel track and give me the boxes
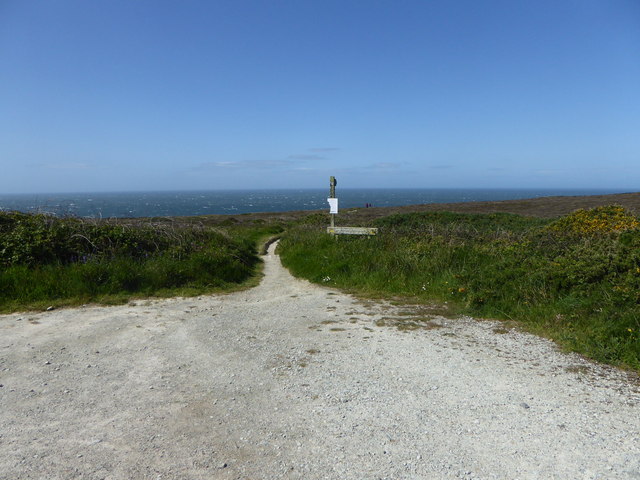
[1,242,639,479]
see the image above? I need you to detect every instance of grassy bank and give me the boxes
[279,206,640,371]
[0,212,282,312]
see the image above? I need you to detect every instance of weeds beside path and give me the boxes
[279,207,640,371]
[0,212,283,312]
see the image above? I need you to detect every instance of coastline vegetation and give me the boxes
[279,206,640,371]
[0,211,282,312]
[2,201,639,372]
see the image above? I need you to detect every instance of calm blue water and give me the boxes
[0,188,632,218]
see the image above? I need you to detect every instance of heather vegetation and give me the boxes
[279,206,640,370]
[0,211,281,312]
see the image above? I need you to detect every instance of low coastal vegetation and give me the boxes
[279,206,640,370]
[3,201,639,371]
[0,211,282,312]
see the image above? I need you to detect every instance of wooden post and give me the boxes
[329,176,337,229]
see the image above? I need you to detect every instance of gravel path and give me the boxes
[1,242,639,479]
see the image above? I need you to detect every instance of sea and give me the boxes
[0,188,631,219]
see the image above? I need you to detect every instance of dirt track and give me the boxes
[1,242,639,479]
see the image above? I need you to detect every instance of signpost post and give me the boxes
[326,176,378,237]
[329,176,337,229]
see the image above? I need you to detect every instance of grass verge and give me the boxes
[279,207,640,371]
[0,212,283,313]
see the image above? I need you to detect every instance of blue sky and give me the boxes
[1,0,639,194]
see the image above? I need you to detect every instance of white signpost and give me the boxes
[326,176,378,236]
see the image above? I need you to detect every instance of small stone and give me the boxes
[219,462,228,469]
[520,402,530,409]
[44,361,51,365]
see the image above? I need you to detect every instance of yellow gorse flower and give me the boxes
[546,205,640,236]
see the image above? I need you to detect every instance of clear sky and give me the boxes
[1,0,639,194]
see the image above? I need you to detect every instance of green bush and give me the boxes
[0,212,261,311]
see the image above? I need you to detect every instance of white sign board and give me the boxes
[327,198,338,214]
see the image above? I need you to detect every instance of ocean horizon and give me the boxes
[0,188,634,219]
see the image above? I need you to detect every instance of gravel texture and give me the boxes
[1,242,639,479]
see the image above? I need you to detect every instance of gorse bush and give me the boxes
[545,205,640,236]
[279,206,640,370]
[0,212,261,311]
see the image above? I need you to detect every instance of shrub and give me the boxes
[0,212,261,311]
[545,205,640,236]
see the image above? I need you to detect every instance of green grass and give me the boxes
[0,211,281,313]
[279,208,640,371]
